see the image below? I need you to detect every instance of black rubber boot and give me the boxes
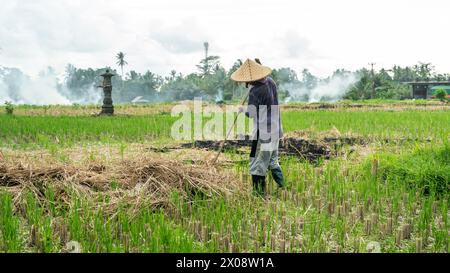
[271,167,285,188]
[252,175,266,196]
[259,175,266,195]
[251,175,259,192]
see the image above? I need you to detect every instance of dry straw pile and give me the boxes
[0,157,242,215]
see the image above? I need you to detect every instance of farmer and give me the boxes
[231,58,285,195]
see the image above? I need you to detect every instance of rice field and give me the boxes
[0,101,449,253]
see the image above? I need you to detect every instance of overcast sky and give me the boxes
[1,0,449,78]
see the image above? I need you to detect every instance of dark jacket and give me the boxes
[245,77,283,142]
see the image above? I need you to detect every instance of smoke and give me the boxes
[0,79,13,102]
[16,76,70,105]
[215,88,224,102]
[283,73,359,103]
[57,84,103,105]
[76,86,102,105]
[0,66,102,105]
[0,64,360,106]
[308,73,359,102]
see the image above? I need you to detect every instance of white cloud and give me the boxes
[150,18,210,54]
[281,31,313,59]
[0,0,449,78]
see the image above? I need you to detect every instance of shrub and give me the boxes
[434,89,448,102]
[5,101,14,115]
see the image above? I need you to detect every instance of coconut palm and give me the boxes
[116,52,128,79]
[196,42,220,77]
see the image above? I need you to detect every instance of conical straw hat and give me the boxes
[230,59,272,82]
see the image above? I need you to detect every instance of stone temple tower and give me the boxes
[98,69,115,115]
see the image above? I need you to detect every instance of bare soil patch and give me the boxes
[172,129,368,162]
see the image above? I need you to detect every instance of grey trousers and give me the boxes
[249,139,281,176]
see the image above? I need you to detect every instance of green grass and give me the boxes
[0,190,209,253]
[1,110,449,148]
[282,110,450,141]
[370,144,450,196]
[0,194,21,252]
[0,115,176,148]
[286,99,445,106]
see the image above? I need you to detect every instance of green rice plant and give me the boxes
[1,109,449,148]
[0,114,176,148]
[0,193,22,252]
[368,145,450,196]
[1,102,449,253]
[119,143,127,160]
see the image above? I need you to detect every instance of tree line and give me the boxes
[2,42,449,104]
[64,43,449,103]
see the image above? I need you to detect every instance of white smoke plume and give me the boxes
[284,73,359,103]
[308,73,359,102]
[0,80,13,102]
[0,66,102,105]
[57,84,103,105]
[14,76,70,105]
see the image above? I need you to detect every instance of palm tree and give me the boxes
[196,42,220,77]
[116,52,128,79]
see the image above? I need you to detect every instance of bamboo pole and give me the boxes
[211,91,250,165]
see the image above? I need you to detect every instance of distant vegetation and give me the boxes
[1,42,450,104]
[60,59,449,103]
